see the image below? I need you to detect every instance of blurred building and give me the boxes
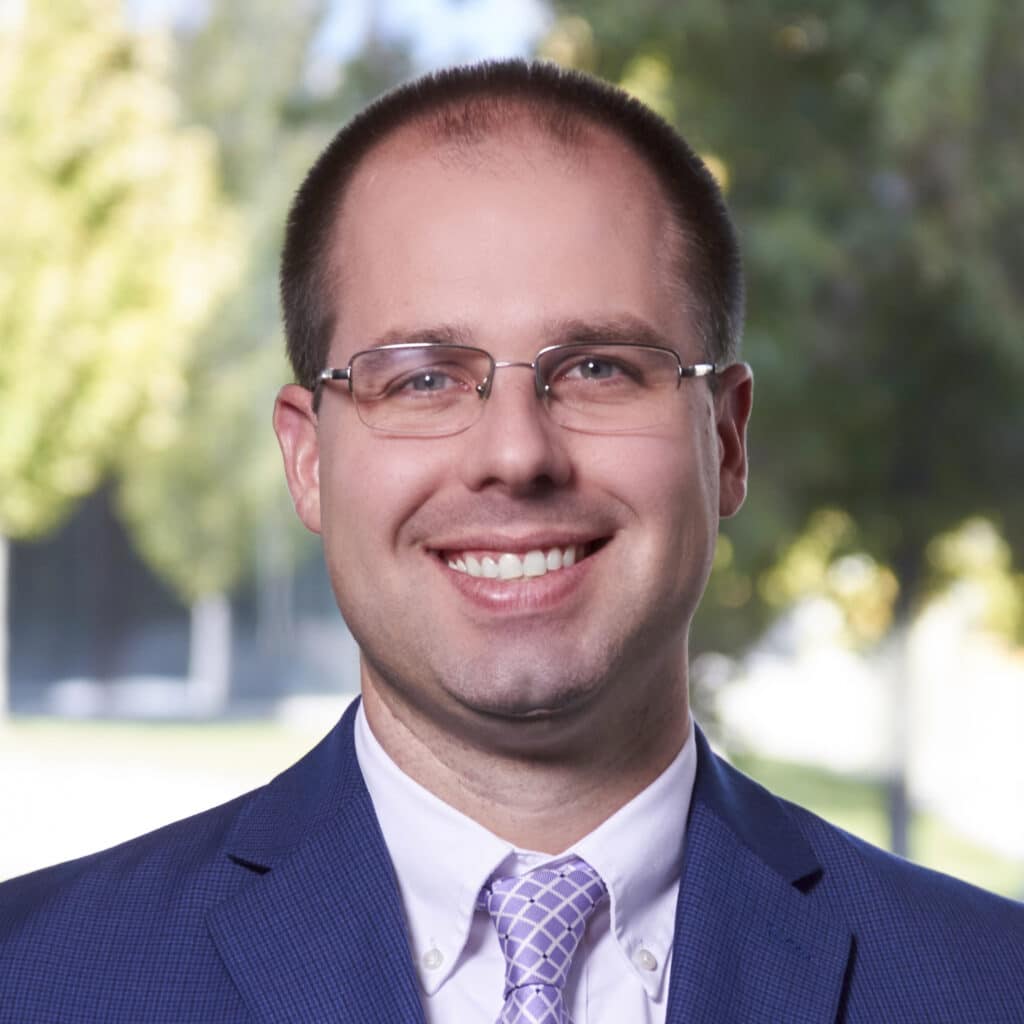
[10,489,359,719]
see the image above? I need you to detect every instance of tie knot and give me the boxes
[480,857,606,1018]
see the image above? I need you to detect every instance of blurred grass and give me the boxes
[3,718,1021,899]
[732,752,1024,900]
[2,717,316,773]
[0,716,325,881]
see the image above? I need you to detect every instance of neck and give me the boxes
[360,666,690,853]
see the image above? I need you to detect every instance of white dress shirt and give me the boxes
[354,704,696,1023]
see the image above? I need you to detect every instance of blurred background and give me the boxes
[2,0,1022,895]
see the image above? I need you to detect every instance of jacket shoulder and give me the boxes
[0,708,366,1022]
[0,787,256,931]
[783,795,1023,921]
[781,795,1024,1019]
[0,788,260,1021]
[696,741,1024,1021]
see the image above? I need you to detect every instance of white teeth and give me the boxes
[523,550,547,577]
[498,553,524,579]
[446,545,588,581]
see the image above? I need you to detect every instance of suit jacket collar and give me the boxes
[664,728,852,1023]
[209,702,850,1022]
[208,699,425,1024]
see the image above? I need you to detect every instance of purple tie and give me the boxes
[479,858,607,1024]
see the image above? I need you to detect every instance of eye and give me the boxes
[557,354,638,384]
[402,370,457,392]
[572,357,620,381]
[387,361,477,398]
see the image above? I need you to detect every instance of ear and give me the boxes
[273,384,322,534]
[713,362,753,518]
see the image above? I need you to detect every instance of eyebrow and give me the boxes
[361,315,676,354]
[366,324,474,349]
[544,316,675,350]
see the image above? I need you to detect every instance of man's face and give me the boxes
[275,125,751,757]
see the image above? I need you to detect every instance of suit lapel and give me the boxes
[665,730,852,1023]
[207,702,425,1024]
[204,708,851,1022]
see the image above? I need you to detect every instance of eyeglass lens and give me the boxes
[348,343,682,436]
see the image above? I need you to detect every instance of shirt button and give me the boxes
[633,947,658,972]
[422,948,444,971]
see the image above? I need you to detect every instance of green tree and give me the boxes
[115,1,415,604]
[544,0,1024,849]
[0,0,240,713]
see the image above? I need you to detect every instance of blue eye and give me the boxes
[406,371,453,391]
[577,358,618,380]
[559,356,635,383]
[387,363,477,400]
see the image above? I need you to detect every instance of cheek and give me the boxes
[320,436,445,555]
[596,431,713,515]
[618,436,718,576]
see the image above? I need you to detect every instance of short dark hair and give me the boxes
[280,59,744,390]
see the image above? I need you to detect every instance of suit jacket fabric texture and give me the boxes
[1,699,1022,1023]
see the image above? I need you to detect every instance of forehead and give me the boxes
[327,118,689,353]
[338,111,675,242]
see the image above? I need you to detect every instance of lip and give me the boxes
[428,535,607,615]
[426,531,605,554]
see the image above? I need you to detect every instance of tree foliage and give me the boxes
[545,0,1024,650]
[0,0,239,539]
[114,0,414,602]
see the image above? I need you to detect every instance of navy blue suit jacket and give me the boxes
[2,699,1022,1022]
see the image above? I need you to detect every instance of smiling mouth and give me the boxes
[440,541,606,581]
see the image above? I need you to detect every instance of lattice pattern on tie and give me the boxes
[479,858,606,1024]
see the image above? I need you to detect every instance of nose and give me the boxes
[457,364,573,494]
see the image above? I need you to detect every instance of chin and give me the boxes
[460,688,589,722]
[446,661,610,725]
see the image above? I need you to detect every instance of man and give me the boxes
[1,59,1021,1023]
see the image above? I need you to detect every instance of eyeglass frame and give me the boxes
[312,340,717,435]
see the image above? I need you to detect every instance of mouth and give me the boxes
[438,539,607,581]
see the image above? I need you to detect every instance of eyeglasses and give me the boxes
[314,341,716,437]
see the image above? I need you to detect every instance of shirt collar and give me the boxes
[573,713,696,997]
[354,705,509,993]
[354,703,696,998]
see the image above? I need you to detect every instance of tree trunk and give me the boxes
[187,593,231,716]
[885,547,925,858]
[884,628,911,857]
[0,534,8,721]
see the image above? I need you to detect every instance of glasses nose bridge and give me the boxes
[483,358,547,399]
